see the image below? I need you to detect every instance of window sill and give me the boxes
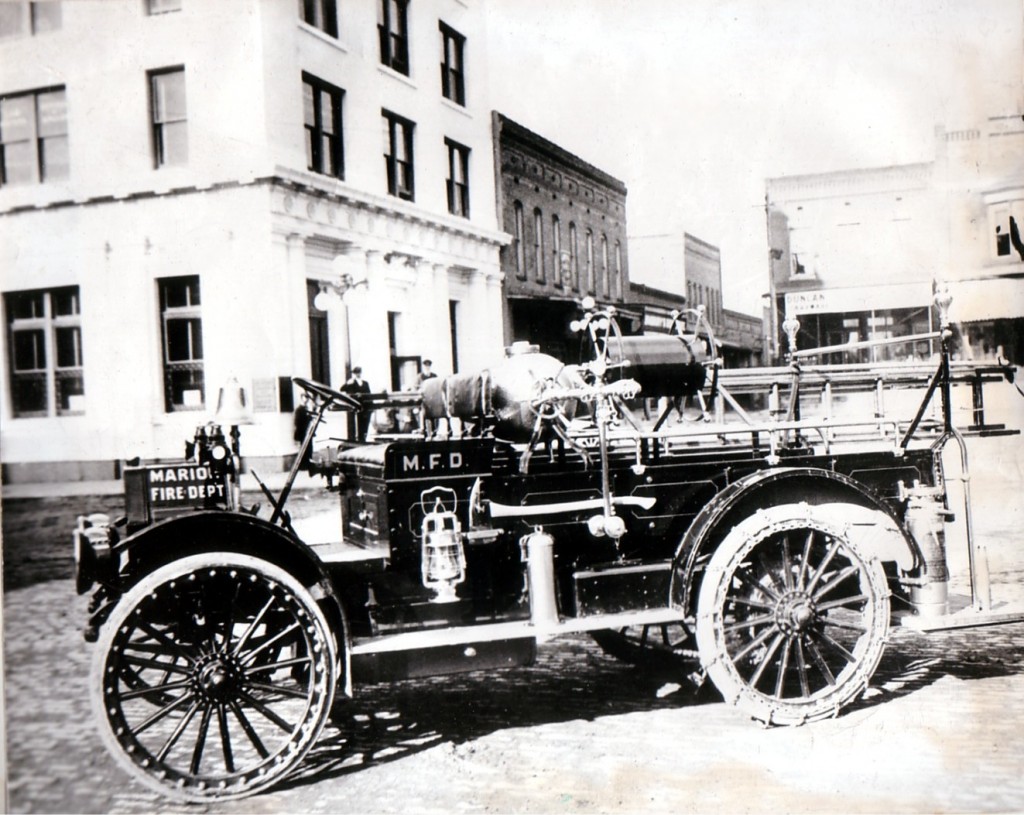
[377,64,417,89]
[440,97,472,118]
[297,21,349,52]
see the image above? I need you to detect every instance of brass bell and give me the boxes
[213,377,254,426]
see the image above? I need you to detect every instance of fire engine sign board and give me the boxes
[124,463,230,525]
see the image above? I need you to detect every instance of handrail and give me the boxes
[789,330,943,359]
[716,360,1010,388]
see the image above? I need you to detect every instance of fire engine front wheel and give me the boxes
[695,503,890,725]
[91,553,337,802]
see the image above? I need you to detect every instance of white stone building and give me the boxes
[766,119,1024,365]
[0,0,507,482]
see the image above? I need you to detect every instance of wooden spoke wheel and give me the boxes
[695,503,890,725]
[92,554,337,801]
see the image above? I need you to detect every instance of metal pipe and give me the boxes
[790,330,943,359]
[489,495,656,519]
[900,363,944,450]
[939,428,990,611]
[271,400,328,525]
[597,402,613,519]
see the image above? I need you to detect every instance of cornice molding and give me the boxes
[495,113,628,197]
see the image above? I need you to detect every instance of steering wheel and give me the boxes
[293,377,362,410]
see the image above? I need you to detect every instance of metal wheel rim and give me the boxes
[699,509,889,723]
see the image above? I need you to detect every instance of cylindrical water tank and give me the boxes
[603,335,707,397]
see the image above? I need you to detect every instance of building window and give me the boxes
[791,252,807,277]
[149,68,187,168]
[0,2,61,38]
[533,208,545,282]
[378,0,409,75]
[148,0,182,14]
[382,109,414,200]
[569,222,579,290]
[0,87,67,186]
[159,276,204,412]
[585,229,595,294]
[303,73,344,179]
[307,280,330,385]
[5,286,83,417]
[993,203,1024,261]
[449,300,460,373]
[299,0,337,37]
[439,22,465,105]
[512,202,526,279]
[600,234,609,297]
[445,138,469,217]
[551,215,562,288]
[613,240,622,299]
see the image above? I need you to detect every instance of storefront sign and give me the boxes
[785,282,931,316]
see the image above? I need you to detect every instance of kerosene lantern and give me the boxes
[420,495,466,603]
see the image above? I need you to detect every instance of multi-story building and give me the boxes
[627,282,686,336]
[629,231,763,366]
[766,118,1024,365]
[1,0,507,482]
[492,113,634,361]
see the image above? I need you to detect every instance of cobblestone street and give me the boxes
[4,435,1024,813]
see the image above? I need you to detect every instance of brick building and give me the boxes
[492,113,634,361]
[630,231,763,366]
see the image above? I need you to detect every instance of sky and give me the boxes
[485,0,1024,315]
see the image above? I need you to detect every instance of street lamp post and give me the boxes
[313,255,369,439]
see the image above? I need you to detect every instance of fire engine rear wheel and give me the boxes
[591,623,698,670]
[91,553,337,801]
[695,503,889,725]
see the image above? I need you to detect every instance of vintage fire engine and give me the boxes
[74,291,1022,801]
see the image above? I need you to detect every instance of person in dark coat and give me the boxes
[342,366,372,441]
[292,393,315,469]
[417,359,443,437]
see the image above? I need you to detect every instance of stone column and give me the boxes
[459,269,485,372]
[484,266,506,361]
[284,232,306,376]
[431,262,452,372]
[348,248,391,391]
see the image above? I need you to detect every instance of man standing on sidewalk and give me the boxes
[342,367,372,441]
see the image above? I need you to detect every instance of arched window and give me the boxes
[600,234,609,298]
[613,241,622,300]
[585,229,594,294]
[533,207,544,282]
[551,215,562,287]
[569,222,579,290]
[513,201,525,279]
